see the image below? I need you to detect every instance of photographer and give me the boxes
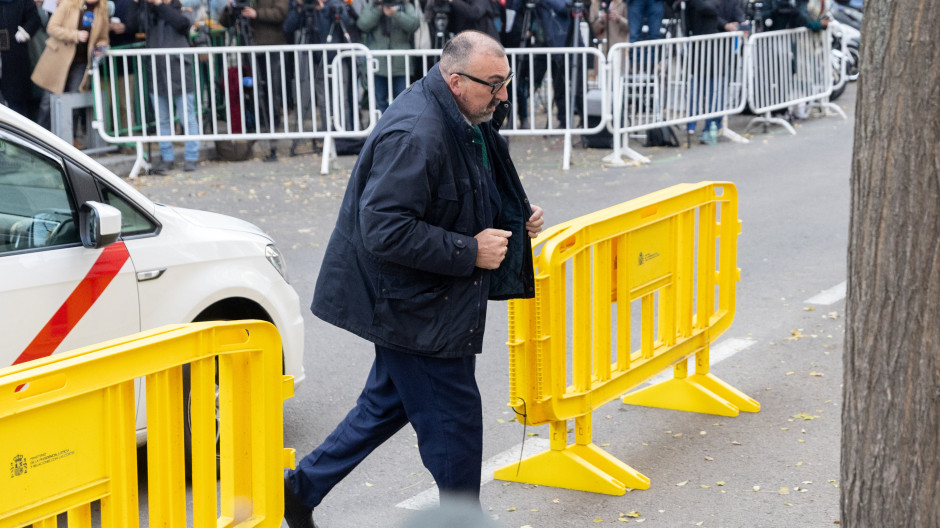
[136,0,199,171]
[357,0,419,112]
[221,0,288,160]
[437,0,500,40]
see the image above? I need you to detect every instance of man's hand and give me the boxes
[724,22,738,32]
[475,229,512,269]
[110,21,126,33]
[381,5,398,17]
[526,204,544,238]
[241,6,257,17]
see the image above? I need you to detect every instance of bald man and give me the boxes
[283,31,544,528]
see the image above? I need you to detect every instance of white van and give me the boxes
[0,104,305,447]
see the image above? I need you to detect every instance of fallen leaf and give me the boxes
[624,511,641,518]
[753,486,761,492]
[731,441,742,446]
[779,487,790,495]
[365,482,373,487]
[673,433,683,438]
[809,372,824,377]
[677,480,689,487]
[704,456,714,461]
[804,306,816,311]
[507,506,516,512]
[700,431,707,436]
[792,412,821,420]
[785,371,795,376]
[716,481,725,486]
[796,461,804,466]
[594,519,604,523]
[700,484,711,489]
[553,498,560,504]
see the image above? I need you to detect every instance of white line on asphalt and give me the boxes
[395,438,550,510]
[805,281,847,305]
[642,337,759,386]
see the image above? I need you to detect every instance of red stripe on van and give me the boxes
[14,241,131,366]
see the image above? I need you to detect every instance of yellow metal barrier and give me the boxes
[0,321,295,527]
[495,182,759,495]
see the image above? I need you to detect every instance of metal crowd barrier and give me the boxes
[92,43,375,177]
[494,182,759,495]
[744,27,846,135]
[0,321,294,527]
[606,33,749,165]
[91,33,843,177]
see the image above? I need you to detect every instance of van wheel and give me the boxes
[182,360,220,479]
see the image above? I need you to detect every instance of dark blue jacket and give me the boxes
[311,63,535,357]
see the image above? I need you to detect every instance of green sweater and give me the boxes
[356,2,420,77]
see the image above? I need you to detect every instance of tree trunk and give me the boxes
[842,0,940,526]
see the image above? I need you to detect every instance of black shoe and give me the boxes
[152,160,175,174]
[263,149,278,162]
[284,469,315,528]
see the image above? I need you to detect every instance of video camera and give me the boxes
[430,0,450,14]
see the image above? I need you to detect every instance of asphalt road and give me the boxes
[128,82,856,528]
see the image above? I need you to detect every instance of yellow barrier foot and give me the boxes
[493,443,650,495]
[688,373,760,413]
[621,374,751,417]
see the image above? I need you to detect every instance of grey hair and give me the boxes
[439,31,506,76]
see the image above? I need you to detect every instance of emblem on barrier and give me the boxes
[10,455,27,478]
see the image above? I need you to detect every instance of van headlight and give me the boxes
[265,244,289,283]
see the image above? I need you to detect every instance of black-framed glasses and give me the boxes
[456,71,514,94]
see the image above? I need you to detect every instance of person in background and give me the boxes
[356,0,419,113]
[220,0,288,160]
[103,0,137,136]
[442,0,499,40]
[0,0,42,116]
[626,0,663,42]
[30,0,109,134]
[139,0,200,172]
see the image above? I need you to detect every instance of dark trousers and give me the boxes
[289,345,484,509]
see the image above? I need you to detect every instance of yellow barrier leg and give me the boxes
[621,360,731,416]
[688,373,760,413]
[494,419,650,495]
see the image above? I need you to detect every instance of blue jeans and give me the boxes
[289,345,483,508]
[628,0,664,42]
[374,75,407,113]
[687,75,723,133]
[151,92,200,162]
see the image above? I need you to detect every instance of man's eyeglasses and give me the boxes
[457,71,514,94]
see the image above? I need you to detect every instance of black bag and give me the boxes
[643,126,680,148]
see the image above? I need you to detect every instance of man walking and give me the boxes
[283,30,544,528]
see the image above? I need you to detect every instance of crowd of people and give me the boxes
[0,0,831,164]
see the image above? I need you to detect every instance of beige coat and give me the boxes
[30,0,110,94]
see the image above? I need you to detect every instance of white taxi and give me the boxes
[0,104,305,446]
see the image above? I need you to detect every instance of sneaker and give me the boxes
[184,160,198,172]
[152,160,175,173]
[283,469,316,528]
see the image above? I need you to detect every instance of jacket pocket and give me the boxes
[370,273,453,352]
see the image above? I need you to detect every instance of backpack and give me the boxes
[644,126,681,148]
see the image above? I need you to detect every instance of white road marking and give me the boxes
[805,281,847,305]
[395,438,550,510]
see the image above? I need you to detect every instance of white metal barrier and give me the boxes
[91,43,375,177]
[605,33,749,166]
[744,27,845,135]
[91,34,845,177]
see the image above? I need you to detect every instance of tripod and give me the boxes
[228,8,278,159]
[430,0,451,49]
[562,0,587,128]
[289,0,327,156]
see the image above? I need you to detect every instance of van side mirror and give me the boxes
[80,201,122,248]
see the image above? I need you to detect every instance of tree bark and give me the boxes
[842,0,940,526]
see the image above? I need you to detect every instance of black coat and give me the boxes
[311,63,535,357]
[0,0,41,110]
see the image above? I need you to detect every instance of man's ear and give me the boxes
[445,72,462,95]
